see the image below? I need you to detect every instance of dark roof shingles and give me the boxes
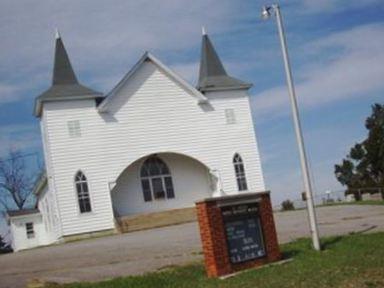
[34,35,102,117]
[197,34,251,92]
[7,209,40,217]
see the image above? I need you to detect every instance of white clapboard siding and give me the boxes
[37,185,61,243]
[9,214,45,251]
[42,59,265,237]
[40,112,64,240]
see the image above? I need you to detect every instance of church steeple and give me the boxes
[52,29,78,85]
[197,29,252,92]
[34,30,102,117]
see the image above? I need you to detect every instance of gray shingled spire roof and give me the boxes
[52,34,78,85]
[34,32,102,117]
[197,32,252,92]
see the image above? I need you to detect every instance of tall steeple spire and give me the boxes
[52,31,78,85]
[197,31,252,92]
[34,30,102,117]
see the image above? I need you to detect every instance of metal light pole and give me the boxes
[261,4,321,251]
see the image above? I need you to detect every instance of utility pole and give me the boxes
[261,4,321,250]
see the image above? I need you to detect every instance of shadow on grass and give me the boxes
[350,225,378,235]
[320,224,378,250]
[282,249,301,260]
[321,236,344,250]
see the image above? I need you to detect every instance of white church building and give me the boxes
[8,31,265,251]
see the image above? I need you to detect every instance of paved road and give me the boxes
[1,205,383,288]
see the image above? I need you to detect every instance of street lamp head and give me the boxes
[261,6,272,20]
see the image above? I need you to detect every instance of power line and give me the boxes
[0,152,39,163]
[0,152,42,171]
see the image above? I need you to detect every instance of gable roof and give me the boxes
[197,33,252,92]
[34,32,102,117]
[97,52,208,112]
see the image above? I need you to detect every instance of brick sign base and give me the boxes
[196,192,281,277]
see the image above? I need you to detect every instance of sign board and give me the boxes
[221,202,266,263]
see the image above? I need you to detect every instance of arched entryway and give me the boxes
[111,152,213,217]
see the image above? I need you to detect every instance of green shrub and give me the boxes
[281,199,295,211]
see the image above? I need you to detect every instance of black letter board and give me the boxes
[221,202,266,263]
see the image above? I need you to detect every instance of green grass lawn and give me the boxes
[47,232,384,288]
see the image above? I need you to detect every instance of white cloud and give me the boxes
[252,23,384,119]
[297,0,382,13]
[1,0,267,111]
[0,83,22,105]
[1,0,382,109]
[0,0,239,102]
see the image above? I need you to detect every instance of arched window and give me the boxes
[75,171,92,213]
[140,156,175,202]
[233,154,248,191]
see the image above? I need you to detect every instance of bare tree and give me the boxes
[0,150,36,211]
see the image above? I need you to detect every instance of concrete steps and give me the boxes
[116,207,197,233]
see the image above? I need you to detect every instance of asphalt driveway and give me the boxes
[1,205,383,288]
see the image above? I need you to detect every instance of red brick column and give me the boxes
[196,192,281,277]
[260,193,281,262]
[196,201,231,277]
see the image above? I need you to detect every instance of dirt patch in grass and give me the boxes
[340,269,384,288]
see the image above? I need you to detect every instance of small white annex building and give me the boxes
[8,31,265,251]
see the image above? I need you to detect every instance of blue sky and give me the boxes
[0,0,383,229]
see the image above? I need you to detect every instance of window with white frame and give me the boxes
[67,120,81,138]
[26,222,35,239]
[140,156,175,202]
[75,171,92,213]
[233,153,248,191]
[225,109,236,124]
